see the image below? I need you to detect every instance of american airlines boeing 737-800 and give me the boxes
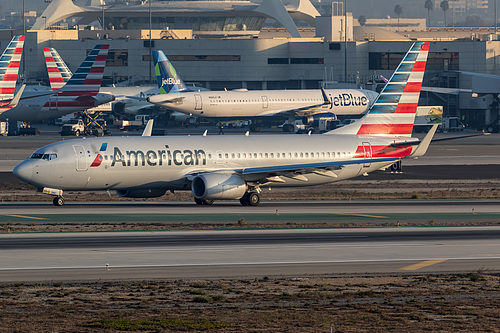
[147,51,378,131]
[14,42,432,207]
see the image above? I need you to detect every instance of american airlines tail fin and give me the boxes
[43,47,72,90]
[57,44,109,97]
[330,42,430,137]
[152,50,190,94]
[0,35,25,101]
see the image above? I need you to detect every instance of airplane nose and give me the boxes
[13,161,32,183]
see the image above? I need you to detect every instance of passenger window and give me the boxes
[305,153,309,158]
[265,153,268,158]
[270,153,274,158]
[231,153,235,158]
[254,153,257,158]
[300,152,303,158]
[225,153,229,159]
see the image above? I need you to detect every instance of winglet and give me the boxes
[6,84,26,108]
[320,88,330,105]
[142,119,154,136]
[409,124,438,158]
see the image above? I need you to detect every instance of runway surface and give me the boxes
[2,200,500,224]
[0,227,499,282]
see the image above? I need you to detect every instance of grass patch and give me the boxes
[83,318,229,330]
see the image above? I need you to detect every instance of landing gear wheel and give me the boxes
[75,130,80,137]
[240,192,260,206]
[247,192,260,206]
[194,198,214,205]
[53,196,64,206]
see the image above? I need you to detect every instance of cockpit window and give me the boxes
[32,153,57,160]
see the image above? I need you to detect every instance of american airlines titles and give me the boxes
[111,145,206,167]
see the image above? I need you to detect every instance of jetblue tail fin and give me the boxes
[330,42,430,137]
[43,47,72,90]
[152,50,190,94]
[0,35,25,102]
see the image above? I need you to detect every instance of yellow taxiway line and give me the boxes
[400,259,448,271]
[3,214,47,221]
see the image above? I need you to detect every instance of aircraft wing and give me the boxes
[183,156,399,186]
[421,86,471,95]
[147,95,186,104]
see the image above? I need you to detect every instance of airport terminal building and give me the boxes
[1,0,500,129]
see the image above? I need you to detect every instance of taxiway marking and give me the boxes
[400,259,448,271]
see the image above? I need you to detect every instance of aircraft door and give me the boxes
[194,94,202,110]
[73,145,88,171]
[48,94,58,110]
[362,142,372,167]
[262,96,268,109]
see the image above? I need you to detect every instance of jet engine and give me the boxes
[302,112,336,126]
[116,188,167,198]
[192,173,247,200]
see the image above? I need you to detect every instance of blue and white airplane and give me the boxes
[147,50,379,131]
[14,42,433,207]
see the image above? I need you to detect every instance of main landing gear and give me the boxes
[194,198,214,205]
[239,192,260,206]
[53,196,64,206]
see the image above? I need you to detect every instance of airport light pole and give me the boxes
[101,1,105,30]
[22,0,25,83]
[344,0,347,83]
[149,0,153,84]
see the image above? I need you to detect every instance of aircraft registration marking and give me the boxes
[399,259,448,271]
[3,214,47,220]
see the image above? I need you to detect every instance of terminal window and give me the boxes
[369,52,459,71]
[290,58,324,65]
[268,58,289,64]
[88,49,128,66]
[168,55,241,61]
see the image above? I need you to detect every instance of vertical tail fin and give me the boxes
[152,50,190,94]
[58,44,109,96]
[0,35,25,101]
[43,47,72,90]
[331,42,430,137]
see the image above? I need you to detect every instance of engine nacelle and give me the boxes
[302,112,336,125]
[192,173,247,200]
[116,188,167,198]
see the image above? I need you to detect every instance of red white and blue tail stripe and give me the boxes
[332,42,430,137]
[0,35,25,102]
[44,44,109,109]
[43,47,72,91]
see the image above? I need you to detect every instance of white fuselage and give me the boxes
[14,134,402,192]
[0,92,114,122]
[149,89,378,118]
